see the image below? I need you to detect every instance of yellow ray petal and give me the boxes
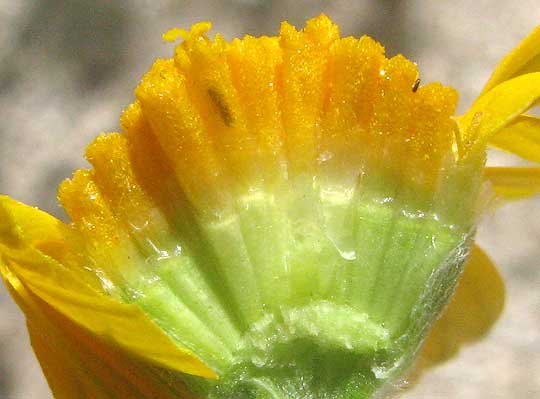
[489,115,540,162]
[0,196,216,379]
[412,245,505,377]
[456,72,540,156]
[484,166,540,200]
[2,266,197,399]
[481,26,540,95]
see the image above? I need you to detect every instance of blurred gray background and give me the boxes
[1,1,540,398]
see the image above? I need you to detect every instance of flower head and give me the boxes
[1,14,539,399]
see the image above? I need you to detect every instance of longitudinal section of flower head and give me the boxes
[56,15,490,398]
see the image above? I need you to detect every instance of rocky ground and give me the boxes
[1,1,539,398]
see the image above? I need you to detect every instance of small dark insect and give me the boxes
[208,87,233,127]
[412,78,421,93]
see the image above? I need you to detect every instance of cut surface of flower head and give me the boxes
[1,14,540,399]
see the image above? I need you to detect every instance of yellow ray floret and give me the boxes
[0,197,215,378]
